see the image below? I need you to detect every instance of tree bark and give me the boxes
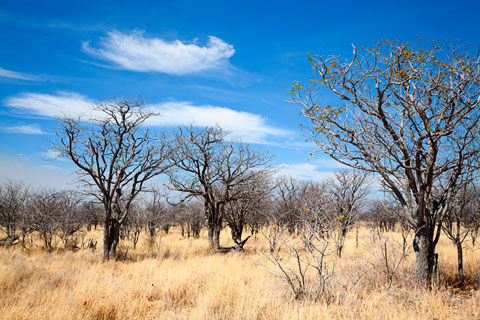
[355,225,359,248]
[414,230,434,286]
[108,219,120,257]
[456,241,464,284]
[148,224,156,245]
[213,224,221,249]
[103,217,121,260]
[103,219,110,260]
[231,225,243,242]
[207,225,214,249]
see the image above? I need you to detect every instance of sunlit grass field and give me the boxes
[1,226,479,319]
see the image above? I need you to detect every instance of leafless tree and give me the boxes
[465,200,480,247]
[224,174,275,244]
[263,182,335,299]
[79,200,103,231]
[0,180,28,246]
[167,126,272,249]
[442,182,477,284]
[326,169,370,257]
[54,98,172,260]
[176,201,204,239]
[56,190,84,250]
[274,178,315,234]
[143,189,167,245]
[364,199,400,233]
[28,189,63,252]
[123,202,146,250]
[291,40,480,285]
[367,228,413,289]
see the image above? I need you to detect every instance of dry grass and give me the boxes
[0,227,479,320]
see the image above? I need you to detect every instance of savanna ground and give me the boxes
[1,227,479,320]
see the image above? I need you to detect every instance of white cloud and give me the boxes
[82,30,235,75]
[0,67,41,81]
[3,124,46,134]
[4,92,290,144]
[148,101,290,143]
[43,149,62,160]
[278,162,336,182]
[4,91,95,118]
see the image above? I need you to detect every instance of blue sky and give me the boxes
[0,0,479,188]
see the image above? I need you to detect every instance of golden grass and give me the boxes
[0,227,479,320]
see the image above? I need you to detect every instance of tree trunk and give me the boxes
[103,217,120,260]
[231,225,243,242]
[336,228,347,258]
[213,224,221,249]
[108,219,120,257]
[355,225,359,248]
[414,230,434,286]
[103,221,110,260]
[148,224,156,245]
[207,225,214,249]
[456,241,464,284]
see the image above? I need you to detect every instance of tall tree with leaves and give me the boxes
[291,40,480,285]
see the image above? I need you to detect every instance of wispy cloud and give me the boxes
[4,92,290,144]
[0,67,41,81]
[278,162,337,182]
[148,101,290,144]
[42,149,62,160]
[2,124,46,134]
[5,91,95,118]
[82,30,235,75]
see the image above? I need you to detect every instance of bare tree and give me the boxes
[56,190,84,250]
[465,193,480,246]
[144,189,167,245]
[274,178,314,234]
[28,189,63,252]
[54,98,172,260]
[367,228,413,289]
[176,201,204,239]
[442,182,476,284]
[168,126,272,249]
[291,40,480,285]
[365,199,401,233]
[263,182,335,299]
[123,202,146,250]
[326,170,370,257]
[79,200,103,231]
[224,174,274,244]
[0,180,28,246]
